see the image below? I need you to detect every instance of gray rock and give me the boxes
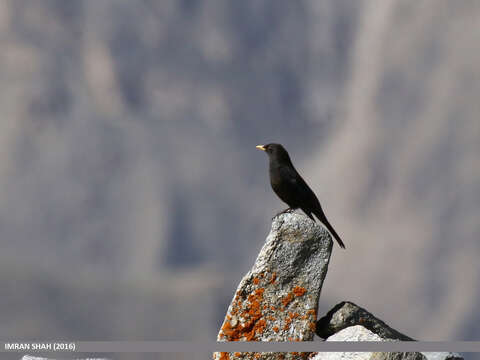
[316,301,413,341]
[371,353,426,360]
[215,212,333,360]
[312,325,424,360]
[315,303,463,360]
[422,353,463,360]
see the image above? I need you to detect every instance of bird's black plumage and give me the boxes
[256,143,345,249]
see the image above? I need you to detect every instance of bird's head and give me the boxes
[256,143,292,164]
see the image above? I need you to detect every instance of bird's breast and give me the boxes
[268,164,299,207]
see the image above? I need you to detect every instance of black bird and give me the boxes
[256,143,345,249]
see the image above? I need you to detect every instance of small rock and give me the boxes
[316,301,413,341]
[312,325,423,360]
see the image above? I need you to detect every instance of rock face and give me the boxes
[215,212,333,359]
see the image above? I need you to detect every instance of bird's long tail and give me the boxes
[314,210,346,249]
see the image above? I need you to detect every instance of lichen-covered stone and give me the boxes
[214,212,333,360]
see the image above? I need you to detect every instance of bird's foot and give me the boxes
[272,208,296,219]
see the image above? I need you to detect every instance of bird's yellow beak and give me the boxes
[256,145,266,151]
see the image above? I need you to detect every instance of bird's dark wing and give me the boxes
[274,165,319,209]
[276,166,346,249]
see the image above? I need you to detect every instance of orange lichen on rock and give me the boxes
[253,277,260,285]
[246,289,264,318]
[230,294,244,317]
[291,352,310,359]
[273,326,279,333]
[293,286,307,297]
[282,292,294,308]
[234,352,242,357]
[219,352,230,360]
[248,288,265,303]
[288,312,299,319]
[309,321,316,331]
[306,309,316,317]
[283,317,292,331]
[221,287,267,341]
[253,318,267,336]
[270,272,277,284]
[221,320,241,341]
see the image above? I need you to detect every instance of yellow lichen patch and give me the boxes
[292,286,307,297]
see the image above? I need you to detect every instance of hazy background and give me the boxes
[1,0,479,359]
